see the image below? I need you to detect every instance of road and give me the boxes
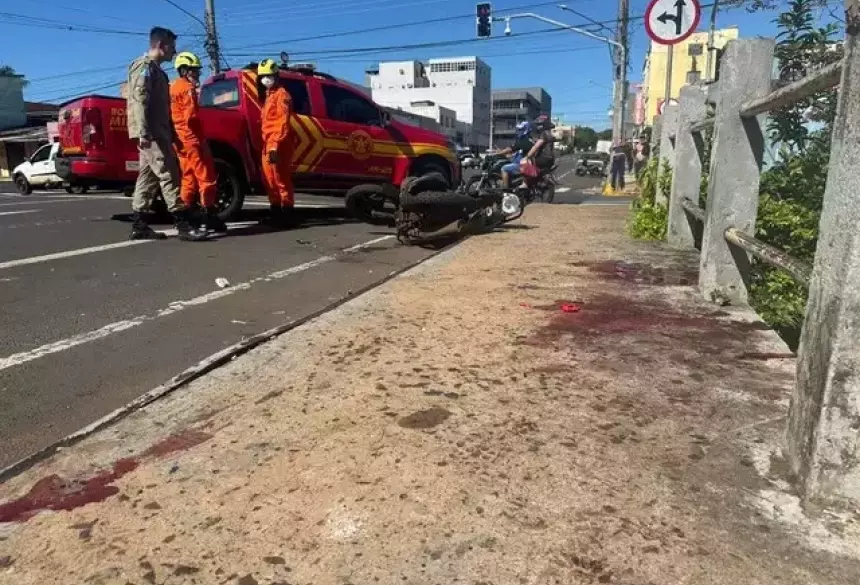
[0,157,614,469]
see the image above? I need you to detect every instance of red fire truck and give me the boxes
[55,64,460,219]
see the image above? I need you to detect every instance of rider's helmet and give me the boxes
[533,114,555,131]
[515,120,532,138]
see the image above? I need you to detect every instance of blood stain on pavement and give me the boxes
[0,459,138,523]
[0,428,214,523]
[571,260,699,286]
[142,429,213,458]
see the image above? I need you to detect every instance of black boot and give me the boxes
[174,210,209,241]
[260,204,283,228]
[129,213,167,240]
[202,207,228,235]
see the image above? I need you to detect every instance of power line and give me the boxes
[28,63,130,84]
[224,27,575,59]
[220,0,568,52]
[0,12,149,35]
[159,0,207,28]
[308,43,604,64]
[44,80,126,104]
[20,0,139,26]
[221,0,453,25]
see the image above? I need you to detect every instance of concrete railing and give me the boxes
[657,0,860,508]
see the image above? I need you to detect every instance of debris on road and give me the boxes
[215,277,230,288]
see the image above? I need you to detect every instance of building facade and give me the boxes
[367,57,491,150]
[0,74,60,178]
[490,87,552,149]
[641,27,739,125]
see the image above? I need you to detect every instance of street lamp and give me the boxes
[499,12,627,144]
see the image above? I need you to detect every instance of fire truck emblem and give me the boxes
[347,130,374,160]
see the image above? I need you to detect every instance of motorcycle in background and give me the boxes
[462,153,557,205]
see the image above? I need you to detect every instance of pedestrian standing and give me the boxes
[257,59,295,228]
[126,27,206,241]
[610,140,627,192]
[170,51,226,235]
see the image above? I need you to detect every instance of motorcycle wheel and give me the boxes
[463,173,502,196]
[542,182,556,204]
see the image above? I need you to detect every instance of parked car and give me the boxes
[55,64,459,219]
[12,142,86,195]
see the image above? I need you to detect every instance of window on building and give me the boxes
[322,84,381,125]
[686,70,702,84]
[688,43,704,57]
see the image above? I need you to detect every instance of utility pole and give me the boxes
[611,0,629,145]
[498,12,626,143]
[204,0,221,74]
[705,0,719,81]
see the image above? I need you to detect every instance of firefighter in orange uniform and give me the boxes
[257,58,295,227]
[170,51,226,234]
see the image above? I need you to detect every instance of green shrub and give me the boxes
[628,199,668,241]
[628,157,668,241]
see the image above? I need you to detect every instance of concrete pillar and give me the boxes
[651,115,662,158]
[656,104,679,206]
[698,38,775,305]
[787,2,860,507]
[667,85,708,248]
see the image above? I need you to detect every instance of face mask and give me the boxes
[261,77,275,89]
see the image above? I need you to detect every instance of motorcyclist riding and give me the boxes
[523,114,556,176]
[494,120,535,188]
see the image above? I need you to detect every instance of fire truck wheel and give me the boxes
[412,161,451,189]
[214,158,244,222]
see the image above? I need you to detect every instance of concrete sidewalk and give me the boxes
[2,205,859,585]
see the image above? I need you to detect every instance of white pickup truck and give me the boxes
[12,142,87,195]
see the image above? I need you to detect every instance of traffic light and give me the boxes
[476,3,492,38]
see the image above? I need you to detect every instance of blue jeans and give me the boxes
[501,153,523,176]
[610,155,626,190]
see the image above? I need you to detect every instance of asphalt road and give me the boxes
[0,158,613,469]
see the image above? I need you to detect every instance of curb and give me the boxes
[0,239,458,484]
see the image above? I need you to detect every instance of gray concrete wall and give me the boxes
[667,85,708,248]
[698,38,774,305]
[787,6,860,507]
[657,104,679,206]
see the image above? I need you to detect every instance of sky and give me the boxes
[0,0,838,129]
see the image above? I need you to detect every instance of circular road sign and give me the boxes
[657,98,679,115]
[645,0,701,46]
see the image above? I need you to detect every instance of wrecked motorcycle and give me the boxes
[345,172,522,245]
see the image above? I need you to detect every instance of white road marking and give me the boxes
[556,187,571,193]
[244,200,343,209]
[0,196,127,207]
[0,235,395,372]
[558,170,573,180]
[0,221,259,271]
[0,209,39,217]
[0,240,151,270]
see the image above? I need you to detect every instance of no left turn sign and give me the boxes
[645,0,701,45]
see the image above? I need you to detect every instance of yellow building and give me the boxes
[641,27,739,125]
